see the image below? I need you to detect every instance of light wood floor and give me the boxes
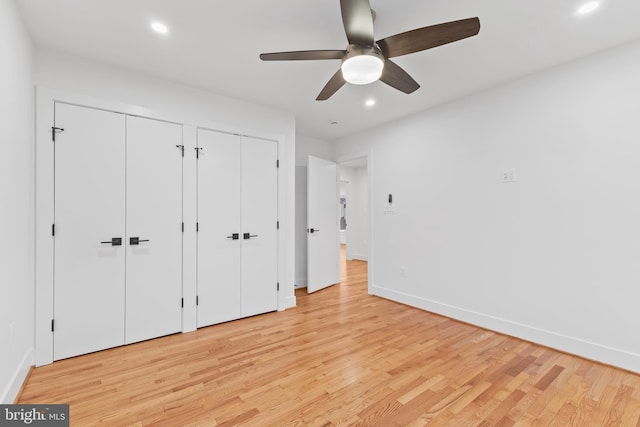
[19,248,640,426]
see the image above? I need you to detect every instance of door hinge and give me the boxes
[276,159,280,168]
[196,295,199,306]
[181,298,184,308]
[181,222,184,233]
[277,221,280,230]
[196,222,199,232]
[51,127,64,142]
[51,319,55,332]
[52,224,55,236]
[176,145,185,157]
[277,282,280,291]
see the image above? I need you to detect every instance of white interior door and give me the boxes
[53,103,126,360]
[196,129,242,327]
[125,116,183,344]
[241,137,278,317]
[307,155,340,293]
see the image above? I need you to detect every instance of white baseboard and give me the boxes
[283,294,297,310]
[371,285,640,374]
[1,348,34,404]
[352,253,368,261]
[295,278,307,288]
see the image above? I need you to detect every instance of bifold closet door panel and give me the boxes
[53,103,126,360]
[240,137,278,317]
[196,129,242,327]
[125,116,183,344]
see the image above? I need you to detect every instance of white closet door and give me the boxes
[241,137,278,317]
[197,129,242,327]
[125,116,183,344]
[54,103,126,360]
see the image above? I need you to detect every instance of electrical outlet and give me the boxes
[400,266,408,277]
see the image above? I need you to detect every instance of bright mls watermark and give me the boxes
[0,405,69,426]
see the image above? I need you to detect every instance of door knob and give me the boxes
[101,237,122,246]
[307,228,320,234]
[226,233,240,240]
[129,237,150,245]
[243,233,258,240]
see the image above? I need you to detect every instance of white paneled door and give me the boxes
[53,103,183,360]
[307,155,340,293]
[196,130,242,327]
[197,129,278,328]
[240,137,278,317]
[125,116,183,344]
[54,103,126,360]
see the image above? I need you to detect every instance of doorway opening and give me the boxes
[338,157,369,284]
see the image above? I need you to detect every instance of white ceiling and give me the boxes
[16,0,640,141]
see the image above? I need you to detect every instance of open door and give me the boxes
[307,155,340,293]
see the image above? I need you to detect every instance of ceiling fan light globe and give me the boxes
[341,54,384,85]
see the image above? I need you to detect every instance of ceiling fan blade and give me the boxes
[379,59,420,94]
[340,0,375,45]
[260,50,346,61]
[378,17,480,58]
[316,69,346,101]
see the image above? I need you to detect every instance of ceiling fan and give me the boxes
[259,0,480,101]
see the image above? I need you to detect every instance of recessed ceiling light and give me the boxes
[151,22,169,34]
[365,99,376,107]
[577,1,599,15]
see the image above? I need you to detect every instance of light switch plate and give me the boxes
[502,168,517,183]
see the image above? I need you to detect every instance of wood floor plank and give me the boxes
[18,246,640,425]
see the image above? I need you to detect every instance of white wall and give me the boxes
[334,39,640,372]
[0,0,35,403]
[296,134,334,166]
[33,50,297,364]
[294,135,334,286]
[353,166,369,260]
